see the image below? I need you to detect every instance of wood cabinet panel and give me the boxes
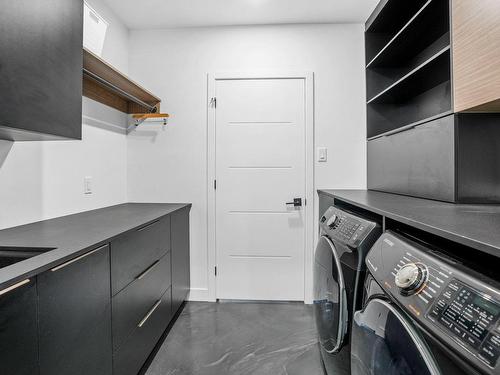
[452,0,500,112]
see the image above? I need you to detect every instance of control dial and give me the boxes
[327,214,339,229]
[395,263,427,295]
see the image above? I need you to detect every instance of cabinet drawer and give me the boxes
[111,216,170,295]
[113,287,172,375]
[112,252,171,351]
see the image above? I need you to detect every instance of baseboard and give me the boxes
[187,287,215,302]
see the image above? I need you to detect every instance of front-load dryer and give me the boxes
[352,231,500,375]
[313,206,381,375]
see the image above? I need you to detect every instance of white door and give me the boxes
[215,78,306,301]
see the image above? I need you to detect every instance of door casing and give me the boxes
[206,71,315,303]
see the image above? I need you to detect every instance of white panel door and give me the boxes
[215,78,306,301]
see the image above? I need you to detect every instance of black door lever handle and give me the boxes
[286,198,302,207]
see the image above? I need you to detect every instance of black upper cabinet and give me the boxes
[0,279,39,375]
[0,0,83,141]
[171,207,190,314]
[38,245,112,375]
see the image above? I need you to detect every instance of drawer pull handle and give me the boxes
[137,219,160,232]
[51,244,107,272]
[0,279,30,297]
[136,260,160,280]
[138,299,162,328]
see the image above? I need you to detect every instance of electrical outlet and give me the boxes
[84,176,93,195]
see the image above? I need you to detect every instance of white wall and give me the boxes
[85,0,130,73]
[127,24,367,301]
[0,0,129,229]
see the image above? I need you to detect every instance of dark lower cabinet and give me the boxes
[171,207,190,314]
[38,245,112,375]
[111,217,171,296]
[112,252,172,351]
[113,287,172,375]
[0,279,39,375]
[0,205,190,375]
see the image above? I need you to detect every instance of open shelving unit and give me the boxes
[82,48,169,122]
[365,0,429,65]
[365,0,451,139]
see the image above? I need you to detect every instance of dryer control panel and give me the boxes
[320,206,377,247]
[366,232,500,374]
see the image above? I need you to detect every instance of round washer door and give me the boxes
[351,298,441,375]
[313,235,348,353]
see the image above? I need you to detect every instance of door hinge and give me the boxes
[215,266,217,276]
[214,179,217,190]
[210,97,217,108]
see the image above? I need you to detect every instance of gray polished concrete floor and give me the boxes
[145,302,325,375]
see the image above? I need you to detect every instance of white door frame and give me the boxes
[206,71,315,303]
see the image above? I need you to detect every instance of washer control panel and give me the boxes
[429,279,500,367]
[366,232,500,374]
[320,206,376,247]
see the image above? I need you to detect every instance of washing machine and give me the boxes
[351,231,500,375]
[313,206,381,375]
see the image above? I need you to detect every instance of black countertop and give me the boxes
[0,203,191,290]
[319,190,500,258]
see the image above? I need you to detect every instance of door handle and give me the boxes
[0,279,30,297]
[286,198,303,207]
[138,299,162,328]
[50,244,108,272]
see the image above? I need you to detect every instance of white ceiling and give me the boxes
[103,0,379,29]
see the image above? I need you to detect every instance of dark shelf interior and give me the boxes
[367,33,450,100]
[367,0,450,69]
[365,0,452,139]
[367,50,452,138]
[367,80,452,139]
[365,0,429,64]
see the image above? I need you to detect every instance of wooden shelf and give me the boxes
[82,48,161,114]
[131,113,170,119]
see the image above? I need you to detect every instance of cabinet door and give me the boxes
[0,0,83,140]
[38,245,112,375]
[171,207,190,313]
[0,279,39,375]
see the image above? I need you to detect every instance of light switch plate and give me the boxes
[317,147,327,162]
[84,176,93,195]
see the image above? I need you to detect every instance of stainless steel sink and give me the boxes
[0,247,56,268]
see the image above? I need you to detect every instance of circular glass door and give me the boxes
[313,235,348,353]
[351,298,441,375]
